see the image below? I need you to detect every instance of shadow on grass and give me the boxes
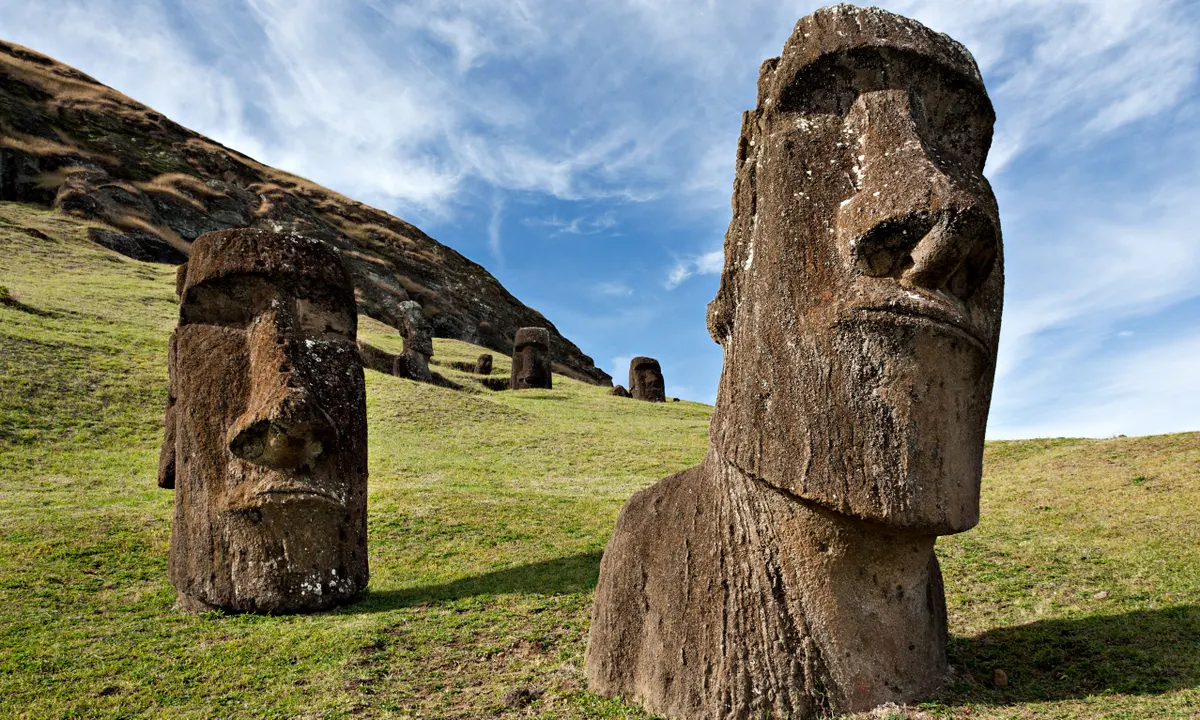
[352,551,603,613]
[945,605,1200,704]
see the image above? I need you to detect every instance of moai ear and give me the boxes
[174,262,188,299]
[157,330,178,489]
[707,109,762,346]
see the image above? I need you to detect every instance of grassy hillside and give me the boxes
[1,200,1197,719]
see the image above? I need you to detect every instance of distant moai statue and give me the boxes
[628,357,665,402]
[158,228,369,614]
[510,327,552,389]
[475,353,493,375]
[586,6,1004,718]
[394,300,434,382]
[610,385,631,398]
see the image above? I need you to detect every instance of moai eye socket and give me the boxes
[181,276,275,328]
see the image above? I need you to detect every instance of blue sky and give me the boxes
[4,0,1199,438]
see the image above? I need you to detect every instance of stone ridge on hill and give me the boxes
[0,39,611,386]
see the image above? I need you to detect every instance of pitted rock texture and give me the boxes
[160,228,369,614]
[586,6,1003,718]
[0,39,610,386]
[628,357,666,403]
[475,353,493,375]
[395,300,434,383]
[510,327,553,390]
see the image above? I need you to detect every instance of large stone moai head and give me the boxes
[395,300,434,382]
[628,357,666,402]
[707,5,1003,535]
[161,228,369,614]
[475,353,493,375]
[510,327,552,390]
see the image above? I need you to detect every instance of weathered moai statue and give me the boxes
[475,353,493,375]
[158,228,369,614]
[586,6,1003,718]
[610,384,631,398]
[394,300,434,382]
[510,327,553,390]
[628,357,666,402]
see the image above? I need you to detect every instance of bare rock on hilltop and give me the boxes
[0,40,610,385]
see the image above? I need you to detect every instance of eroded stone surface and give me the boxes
[395,300,434,383]
[586,6,1003,718]
[610,384,631,398]
[475,353,493,375]
[160,227,369,614]
[628,357,665,403]
[510,327,552,390]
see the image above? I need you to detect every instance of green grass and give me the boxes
[1,200,1197,719]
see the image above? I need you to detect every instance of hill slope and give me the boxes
[1,202,1198,718]
[0,39,611,385]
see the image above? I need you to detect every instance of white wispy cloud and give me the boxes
[2,0,1197,434]
[665,249,724,290]
[525,212,618,237]
[593,281,634,298]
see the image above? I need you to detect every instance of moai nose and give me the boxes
[837,89,999,302]
[227,307,337,471]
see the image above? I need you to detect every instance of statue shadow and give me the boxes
[944,605,1200,704]
[350,551,602,614]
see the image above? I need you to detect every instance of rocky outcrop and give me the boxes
[0,39,610,385]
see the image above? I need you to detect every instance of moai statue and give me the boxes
[510,327,553,390]
[610,385,631,398]
[394,300,433,382]
[586,6,1003,718]
[475,353,493,375]
[158,228,369,614]
[628,357,665,402]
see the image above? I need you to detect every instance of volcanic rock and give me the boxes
[0,40,610,385]
[586,6,1004,718]
[160,228,369,614]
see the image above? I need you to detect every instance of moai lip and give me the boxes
[628,357,666,403]
[586,6,1003,718]
[159,228,369,614]
[510,327,552,390]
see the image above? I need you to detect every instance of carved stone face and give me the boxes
[399,300,433,359]
[707,8,1003,534]
[629,357,666,403]
[510,327,552,390]
[166,228,368,613]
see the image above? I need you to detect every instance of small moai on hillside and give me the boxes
[610,385,631,398]
[394,299,434,382]
[158,228,369,614]
[510,327,552,390]
[475,353,493,375]
[586,6,1004,719]
[628,357,665,402]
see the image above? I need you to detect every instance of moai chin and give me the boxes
[158,228,369,614]
[395,300,434,382]
[586,6,1003,718]
[510,327,552,389]
[475,353,493,375]
[628,357,665,402]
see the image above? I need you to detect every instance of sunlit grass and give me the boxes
[1,201,1197,719]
